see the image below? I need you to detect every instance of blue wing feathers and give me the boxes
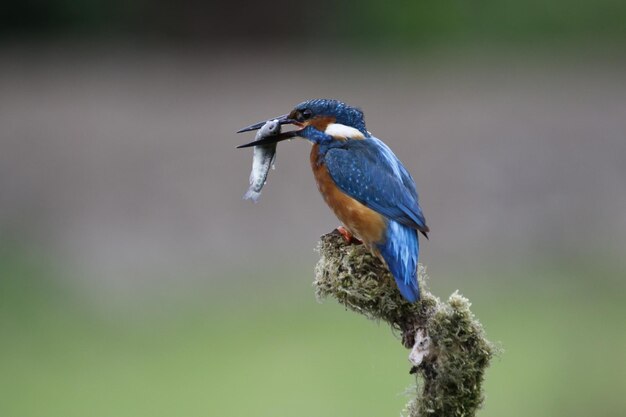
[324,138,428,233]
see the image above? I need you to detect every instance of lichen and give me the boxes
[314,230,495,417]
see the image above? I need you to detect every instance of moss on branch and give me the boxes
[314,230,495,417]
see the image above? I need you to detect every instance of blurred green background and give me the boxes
[1,1,625,417]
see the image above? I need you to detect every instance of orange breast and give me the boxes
[310,144,387,246]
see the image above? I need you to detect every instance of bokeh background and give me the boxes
[1,2,625,416]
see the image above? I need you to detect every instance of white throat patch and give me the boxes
[325,123,365,140]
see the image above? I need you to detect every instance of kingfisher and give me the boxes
[237,99,429,302]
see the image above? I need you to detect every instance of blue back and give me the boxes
[322,137,428,233]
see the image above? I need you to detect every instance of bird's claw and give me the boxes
[337,226,362,245]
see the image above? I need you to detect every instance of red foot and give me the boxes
[337,226,363,245]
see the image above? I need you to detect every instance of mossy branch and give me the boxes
[314,230,495,417]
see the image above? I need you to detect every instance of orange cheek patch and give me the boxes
[306,116,336,132]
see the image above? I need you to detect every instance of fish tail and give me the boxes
[244,189,261,202]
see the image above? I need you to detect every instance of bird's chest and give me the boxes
[310,145,386,244]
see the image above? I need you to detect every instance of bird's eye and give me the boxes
[294,109,312,123]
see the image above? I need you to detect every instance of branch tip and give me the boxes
[314,231,495,417]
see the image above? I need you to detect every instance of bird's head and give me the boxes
[237,99,368,148]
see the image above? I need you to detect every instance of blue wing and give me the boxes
[324,137,428,235]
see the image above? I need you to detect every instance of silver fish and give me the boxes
[244,119,280,202]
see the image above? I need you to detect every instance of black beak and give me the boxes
[236,114,296,133]
[236,113,301,149]
[236,130,299,148]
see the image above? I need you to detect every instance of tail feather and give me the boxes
[376,220,420,302]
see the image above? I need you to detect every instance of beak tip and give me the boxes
[236,126,255,134]
[237,113,294,134]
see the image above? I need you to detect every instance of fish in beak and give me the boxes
[236,114,300,148]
